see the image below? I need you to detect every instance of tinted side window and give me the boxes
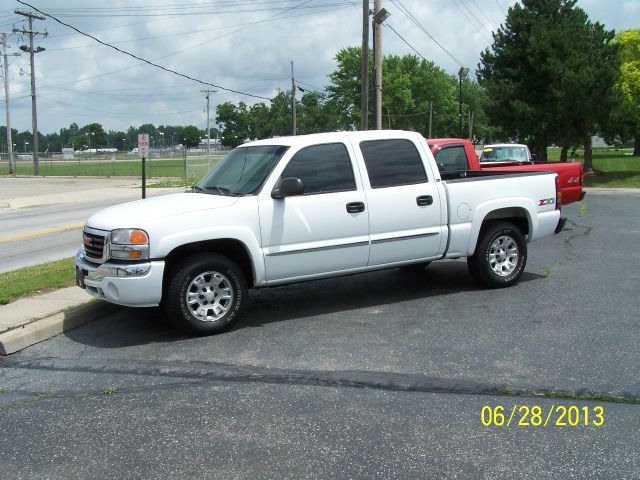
[434,145,469,171]
[281,143,356,195]
[360,139,427,188]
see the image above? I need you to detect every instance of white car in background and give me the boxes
[480,143,533,163]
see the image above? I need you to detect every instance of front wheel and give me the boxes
[467,222,527,288]
[164,253,247,335]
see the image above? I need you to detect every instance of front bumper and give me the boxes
[75,250,164,307]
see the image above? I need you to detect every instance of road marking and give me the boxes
[0,222,84,244]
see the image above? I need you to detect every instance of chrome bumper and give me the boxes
[75,250,164,307]
[76,250,151,281]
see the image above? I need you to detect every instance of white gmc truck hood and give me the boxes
[86,192,238,230]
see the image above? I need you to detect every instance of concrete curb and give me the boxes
[0,299,120,355]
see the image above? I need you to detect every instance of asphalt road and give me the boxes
[1,190,639,478]
[0,177,182,272]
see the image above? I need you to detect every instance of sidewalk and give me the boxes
[0,287,120,355]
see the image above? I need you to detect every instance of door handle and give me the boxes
[346,201,365,213]
[416,195,433,206]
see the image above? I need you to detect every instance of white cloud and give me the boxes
[2,0,634,135]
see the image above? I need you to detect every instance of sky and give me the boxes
[1,0,638,137]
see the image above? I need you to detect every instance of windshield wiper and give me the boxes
[190,185,204,193]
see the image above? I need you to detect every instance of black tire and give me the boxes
[400,261,432,272]
[467,222,527,288]
[164,253,247,335]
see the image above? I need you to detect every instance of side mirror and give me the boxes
[271,177,304,199]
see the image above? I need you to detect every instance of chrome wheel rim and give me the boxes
[186,271,233,322]
[489,235,519,276]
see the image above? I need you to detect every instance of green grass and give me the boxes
[547,147,640,188]
[148,178,198,188]
[0,257,76,305]
[0,154,223,179]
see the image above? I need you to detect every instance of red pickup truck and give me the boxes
[427,138,585,205]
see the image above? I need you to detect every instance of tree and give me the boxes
[326,46,487,137]
[216,102,250,147]
[609,30,640,155]
[268,91,293,137]
[80,122,107,149]
[181,125,201,149]
[478,0,619,167]
[326,46,365,130]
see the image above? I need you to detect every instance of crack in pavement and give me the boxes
[2,356,639,405]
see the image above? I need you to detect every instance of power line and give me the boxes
[44,8,349,53]
[38,95,201,117]
[454,0,493,37]
[16,0,314,100]
[385,23,428,62]
[467,0,497,32]
[31,2,353,18]
[390,0,464,66]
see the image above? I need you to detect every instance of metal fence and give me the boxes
[0,149,229,180]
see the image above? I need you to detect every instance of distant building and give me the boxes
[62,147,74,160]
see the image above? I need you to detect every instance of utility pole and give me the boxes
[14,10,46,175]
[291,60,296,136]
[428,101,433,139]
[1,33,18,176]
[201,89,216,165]
[372,2,390,130]
[457,67,469,138]
[360,0,369,130]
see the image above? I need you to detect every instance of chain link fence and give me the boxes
[0,149,228,181]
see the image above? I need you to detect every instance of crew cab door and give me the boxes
[258,141,369,282]
[355,137,445,265]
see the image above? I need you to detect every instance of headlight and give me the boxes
[109,229,149,260]
[111,229,149,245]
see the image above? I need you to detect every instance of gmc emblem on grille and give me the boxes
[83,236,95,247]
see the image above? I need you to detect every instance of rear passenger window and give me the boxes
[433,145,469,171]
[280,143,356,195]
[360,139,427,188]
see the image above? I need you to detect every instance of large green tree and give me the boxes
[216,101,250,148]
[606,30,640,155]
[180,125,202,149]
[478,0,618,167]
[326,46,487,138]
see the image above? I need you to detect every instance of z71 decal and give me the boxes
[539,198,555,206]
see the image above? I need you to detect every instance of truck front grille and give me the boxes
[83,229,108,262]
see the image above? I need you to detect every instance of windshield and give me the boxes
[195,145,289,196]
[481,146,529,162]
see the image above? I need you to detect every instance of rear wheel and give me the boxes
[467,222,526,288]
[164,253,247,335]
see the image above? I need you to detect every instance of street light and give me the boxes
[372,5,391,130]
[24,140,29,153]
[86,131,94,151]
[458,66,469,138]
[159,131,164,148]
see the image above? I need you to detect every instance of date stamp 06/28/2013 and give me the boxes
[480,405,605,428]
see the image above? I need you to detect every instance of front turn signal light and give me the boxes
[129,230,148,245]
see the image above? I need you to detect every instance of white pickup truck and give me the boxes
[76,130,565,334]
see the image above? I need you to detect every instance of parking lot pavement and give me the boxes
[9,193,640,396]
[1,191,638,478]
[0,375,638,479]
